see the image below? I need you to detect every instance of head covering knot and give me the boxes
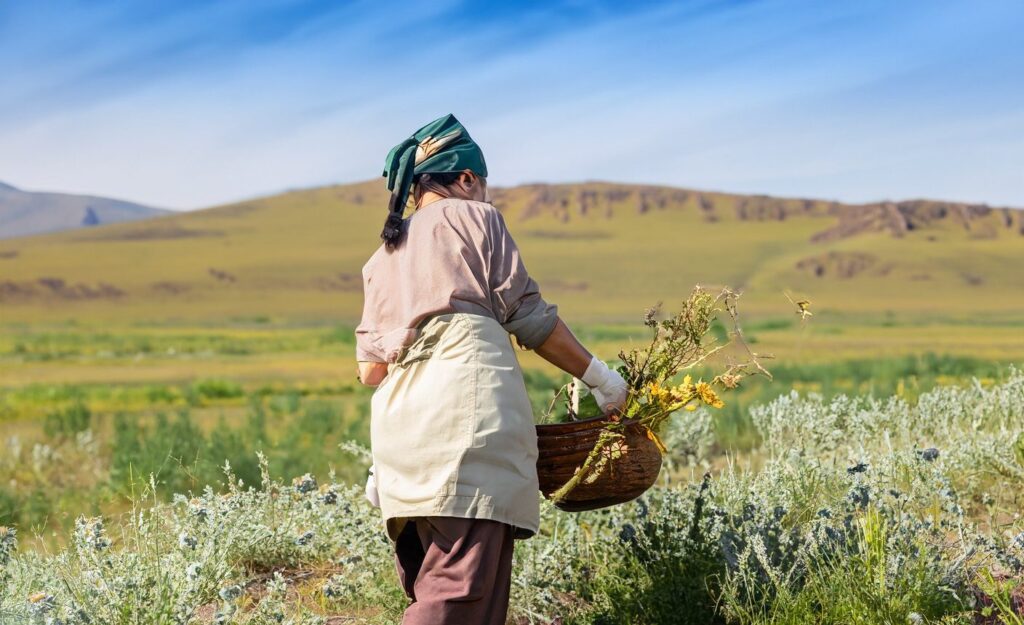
[380,114,487,247]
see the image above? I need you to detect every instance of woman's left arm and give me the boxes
[358,361,389,386]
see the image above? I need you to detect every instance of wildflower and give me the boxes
[293,473,318,494]
[186,563,202,581]
[669,378,696,404]
[647,382,672,406]
[295,530,315,546]
[642,304,660,328]
[719,373,742,389]
[323,580,343,599]
[0,525,15,565]
[28,591,56,615]
[847,462,869,475]
[1008,531,1024,552]
[318,485,338,505]
[188,498,209,521]
[638,498,653,519]
[178,531,198,550]
[218,584,243,601]
[322,574,350,600]
[215,606,236,625]
[847,485,870,508]
[74,516,111,551]
[917,447,940,462]
[907,613,924,624]
[695,382,724,409]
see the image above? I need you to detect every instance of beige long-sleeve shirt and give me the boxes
[355,198,558,363]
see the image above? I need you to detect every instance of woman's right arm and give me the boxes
[534,318,629,415]
[477,205,628,413]
[533,317,592,379]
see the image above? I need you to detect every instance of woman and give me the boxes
[355,114,627,625]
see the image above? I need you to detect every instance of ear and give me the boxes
[458,170,476,189]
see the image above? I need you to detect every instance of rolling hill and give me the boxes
[0,179,1022,333]
[0,181,168,239]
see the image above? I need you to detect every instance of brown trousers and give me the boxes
[394,517,515,625]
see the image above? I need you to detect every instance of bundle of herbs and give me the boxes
[540,286,771,504]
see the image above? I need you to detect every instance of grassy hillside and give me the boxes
[1,179,1023,361]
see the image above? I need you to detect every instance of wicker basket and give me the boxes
[535,416,663,512]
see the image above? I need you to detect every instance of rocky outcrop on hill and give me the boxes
[487,183,1021,242]
[812,201,1017,242]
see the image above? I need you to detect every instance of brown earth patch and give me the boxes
[0,278,124,301]
[208,268,237,283]
[545,279,589,292]
[523,229,611,240]
[973,574,1024,624]
[211,202,260,218]
[795,252,878,279]
[961,272,985,286]
[151,281,191,295]
[0,250,18,259]
[76,224,225,242]
[314,273,361,292]
[0,281,34,299]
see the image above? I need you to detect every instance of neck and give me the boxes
[417,190,452,209]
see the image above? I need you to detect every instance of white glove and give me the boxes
[581,357,628,416]
[364,465,380,508]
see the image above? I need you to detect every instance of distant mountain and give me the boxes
[0,181,168,239]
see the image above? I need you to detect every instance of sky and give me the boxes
[1,0,1022,210]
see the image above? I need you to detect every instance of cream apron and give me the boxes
[370,312,540,541]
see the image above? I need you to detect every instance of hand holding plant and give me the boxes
[542,285,771,503]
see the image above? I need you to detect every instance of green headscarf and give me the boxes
[380,114,487,247]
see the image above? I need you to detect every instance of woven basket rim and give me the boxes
[536,414,641,432]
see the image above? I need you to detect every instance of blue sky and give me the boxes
[1,0,1022,210]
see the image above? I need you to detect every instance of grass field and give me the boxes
[0,317,1017,546]
[2,368,1023,624]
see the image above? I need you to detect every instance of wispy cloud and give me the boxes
[0,0,1021,209]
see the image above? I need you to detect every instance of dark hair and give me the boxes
[419,171,461,187]
[380,171,465,249]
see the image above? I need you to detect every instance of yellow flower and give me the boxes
[696,382,724,408]
[646,382,672,406]
[670,381,695,404]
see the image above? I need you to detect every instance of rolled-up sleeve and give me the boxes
[355,328,385,362]
[484,207,559,349]
[355,264,387,363]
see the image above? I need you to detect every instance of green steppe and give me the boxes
[0,179,1021,540]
